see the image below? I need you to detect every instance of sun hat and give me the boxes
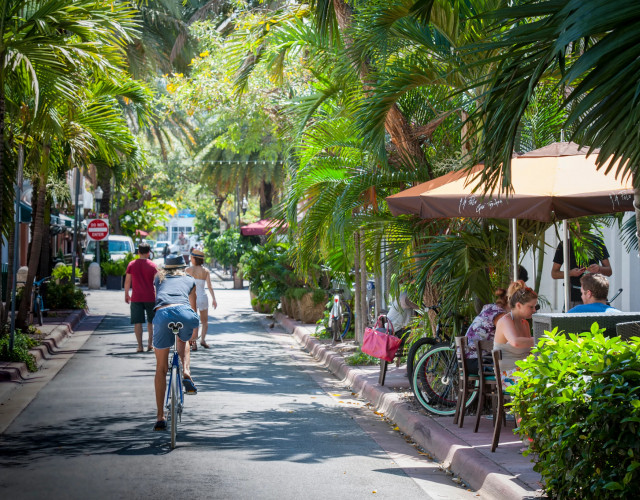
[190,248,205,258]
[164,254,187,269]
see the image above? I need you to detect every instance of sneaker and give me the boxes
[183,378,197,394]
[153,420,167,431]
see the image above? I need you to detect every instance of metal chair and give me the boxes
[474,340,500,433]
[453,336,479,427]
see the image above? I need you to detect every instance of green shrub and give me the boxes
[52,264,82,283]
[510,324,640,499]
[346,351,379,366]
[101,258,127,276]
[44,282,87,310]
[0,329,38,372]
[210,229,253,269]
[239,241,289,305]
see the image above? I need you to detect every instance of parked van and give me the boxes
[85,234,135,262]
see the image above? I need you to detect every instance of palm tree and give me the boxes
[0,0,138,233]
[468,0,640,247]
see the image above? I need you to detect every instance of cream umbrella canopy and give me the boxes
[386,143,635,310]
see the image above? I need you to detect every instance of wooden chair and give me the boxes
[491,348,511,452]
[474,340,500,433]
[453,336,479,427]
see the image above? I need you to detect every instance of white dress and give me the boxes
[194,278,208,310]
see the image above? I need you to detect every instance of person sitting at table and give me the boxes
[464,288,509,375]
[567,273,619,314]
[494,281,537,386]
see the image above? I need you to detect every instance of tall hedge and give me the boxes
[510,325,640,499]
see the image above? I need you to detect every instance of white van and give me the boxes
[85,235,135,262]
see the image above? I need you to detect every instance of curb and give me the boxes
[0,309,88,382]
[274,311,541,500]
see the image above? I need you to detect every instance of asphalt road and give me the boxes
[0,281,476,500]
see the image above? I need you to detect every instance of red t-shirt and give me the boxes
[126,258,158,303]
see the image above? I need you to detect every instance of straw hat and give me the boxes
[190,248,205,258]
[164,254,186,269]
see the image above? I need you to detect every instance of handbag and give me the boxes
[361,315,401,363]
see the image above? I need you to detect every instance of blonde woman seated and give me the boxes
[494,281,537,386]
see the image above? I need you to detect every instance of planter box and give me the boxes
[106,275,122,290]
[298,292,326,324]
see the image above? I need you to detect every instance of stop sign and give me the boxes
[87,219,109,241]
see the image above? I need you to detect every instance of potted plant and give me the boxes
[101,259,127,290]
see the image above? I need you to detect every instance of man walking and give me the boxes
[125,243,158,352]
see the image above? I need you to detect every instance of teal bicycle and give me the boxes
[166,321,185,449]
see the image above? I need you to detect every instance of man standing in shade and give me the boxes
[124,243,158,352]
[551,236,612,310]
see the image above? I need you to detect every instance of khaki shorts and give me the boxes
[130,302,155,324]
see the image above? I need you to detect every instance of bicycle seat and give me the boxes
[167,321,184,333]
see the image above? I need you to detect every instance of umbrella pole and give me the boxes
[563,220,571,312]
[511,219,518,282]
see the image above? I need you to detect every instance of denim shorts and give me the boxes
[152,304,200,349]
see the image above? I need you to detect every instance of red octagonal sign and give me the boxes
[87,219,109,241]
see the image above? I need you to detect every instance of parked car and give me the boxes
[85,235,135,263]
[153,240,171,256]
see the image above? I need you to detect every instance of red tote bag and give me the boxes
[361,316,401,363]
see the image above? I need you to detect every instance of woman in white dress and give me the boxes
[186,249,217,349]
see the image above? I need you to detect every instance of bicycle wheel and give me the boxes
[339,300,352,339]
[170,365,179,449]
[34,297,43,326]
[406,337,439,385]
[412,343,477,416]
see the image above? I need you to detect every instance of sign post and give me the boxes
[87,218,109,270]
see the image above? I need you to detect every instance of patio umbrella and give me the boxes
[386,142,635,310]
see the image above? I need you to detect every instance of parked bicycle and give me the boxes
[405,304,465,384]
[32,276,50,326]
[328,288,353,343]
[408,306,476,416]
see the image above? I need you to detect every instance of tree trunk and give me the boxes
[634,182,640,259]
[354,231,362,344]
[17,177,48,329]
[332,0,426,170]
[259,180,273,219]
[358,229,368,342]
[1,221,15,324]
[0,70,5,260]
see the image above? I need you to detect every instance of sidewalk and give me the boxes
[274,311,544,500]
[0,309,87,382]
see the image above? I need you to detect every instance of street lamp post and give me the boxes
[94,186,103,270]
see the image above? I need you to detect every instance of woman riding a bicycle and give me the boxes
[151,254,200,431]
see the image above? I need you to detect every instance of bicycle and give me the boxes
[405,304,464,384]
[32,277,51,326]
[408,308,477,416]
[166,321,186,449]
[328,288,352,343]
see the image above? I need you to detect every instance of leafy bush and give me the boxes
[210,229,253,269]
[239,241,289,304]
[346,351,379,366]
[0,328,38,372]
[101,258,127,276]
[510,325,640,499]
[44,281,87,310]
[52,264,82,284]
